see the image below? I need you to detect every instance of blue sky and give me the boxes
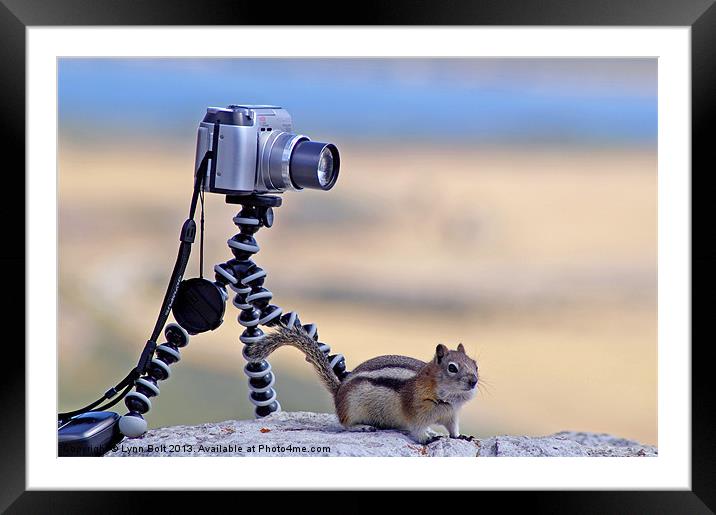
[59,58,657,146]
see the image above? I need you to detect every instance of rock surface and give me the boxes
[104,411,657,457]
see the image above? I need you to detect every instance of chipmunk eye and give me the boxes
[448,362,459,374]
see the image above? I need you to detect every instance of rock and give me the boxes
[103,411,657,457]
[478,431,657,457]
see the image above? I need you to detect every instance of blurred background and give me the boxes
[58,58,657,445]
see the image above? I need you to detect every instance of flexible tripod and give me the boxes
[119,193,349,435]
[214,194,348,417]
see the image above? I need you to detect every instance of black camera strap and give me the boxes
[199,180,205,279]
[58,150,212,423]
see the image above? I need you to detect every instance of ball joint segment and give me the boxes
[119,323,190,437]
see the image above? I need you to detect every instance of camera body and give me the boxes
[195,105,340,195]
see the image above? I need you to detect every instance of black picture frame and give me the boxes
[3,0,713,511]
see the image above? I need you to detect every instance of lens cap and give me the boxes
[172,278,226,334]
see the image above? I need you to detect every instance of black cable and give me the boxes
[188,151,210,219]
[58,398,105,423]
[199,186,205,279]
[59,151,212,422]
[58,369,138,422]
[147,150,210,346]
[91,383,135,413]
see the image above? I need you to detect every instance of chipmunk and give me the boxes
[244,327,479,443]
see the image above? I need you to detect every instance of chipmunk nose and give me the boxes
[468,375,478,388]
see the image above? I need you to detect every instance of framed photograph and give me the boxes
[4,0,713,511]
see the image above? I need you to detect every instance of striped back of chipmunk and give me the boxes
[335,355,426,428]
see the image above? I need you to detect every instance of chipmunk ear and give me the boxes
[435,344,448,363]
[457,343,466,354]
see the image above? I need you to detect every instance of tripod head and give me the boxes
[226,193,281,227]
[226,193,282,207]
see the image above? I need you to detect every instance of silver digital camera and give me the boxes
[195,104,340,195]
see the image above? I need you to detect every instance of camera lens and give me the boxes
[316,147,335,187]
[289,141,340,191]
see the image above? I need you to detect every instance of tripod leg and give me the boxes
[119,323,190,437]
[215,203,350,418]
[214,206,282,418]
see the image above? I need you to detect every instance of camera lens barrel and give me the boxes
[289,141,340,191]
[264,132,307,192]
[262,133,340,192]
